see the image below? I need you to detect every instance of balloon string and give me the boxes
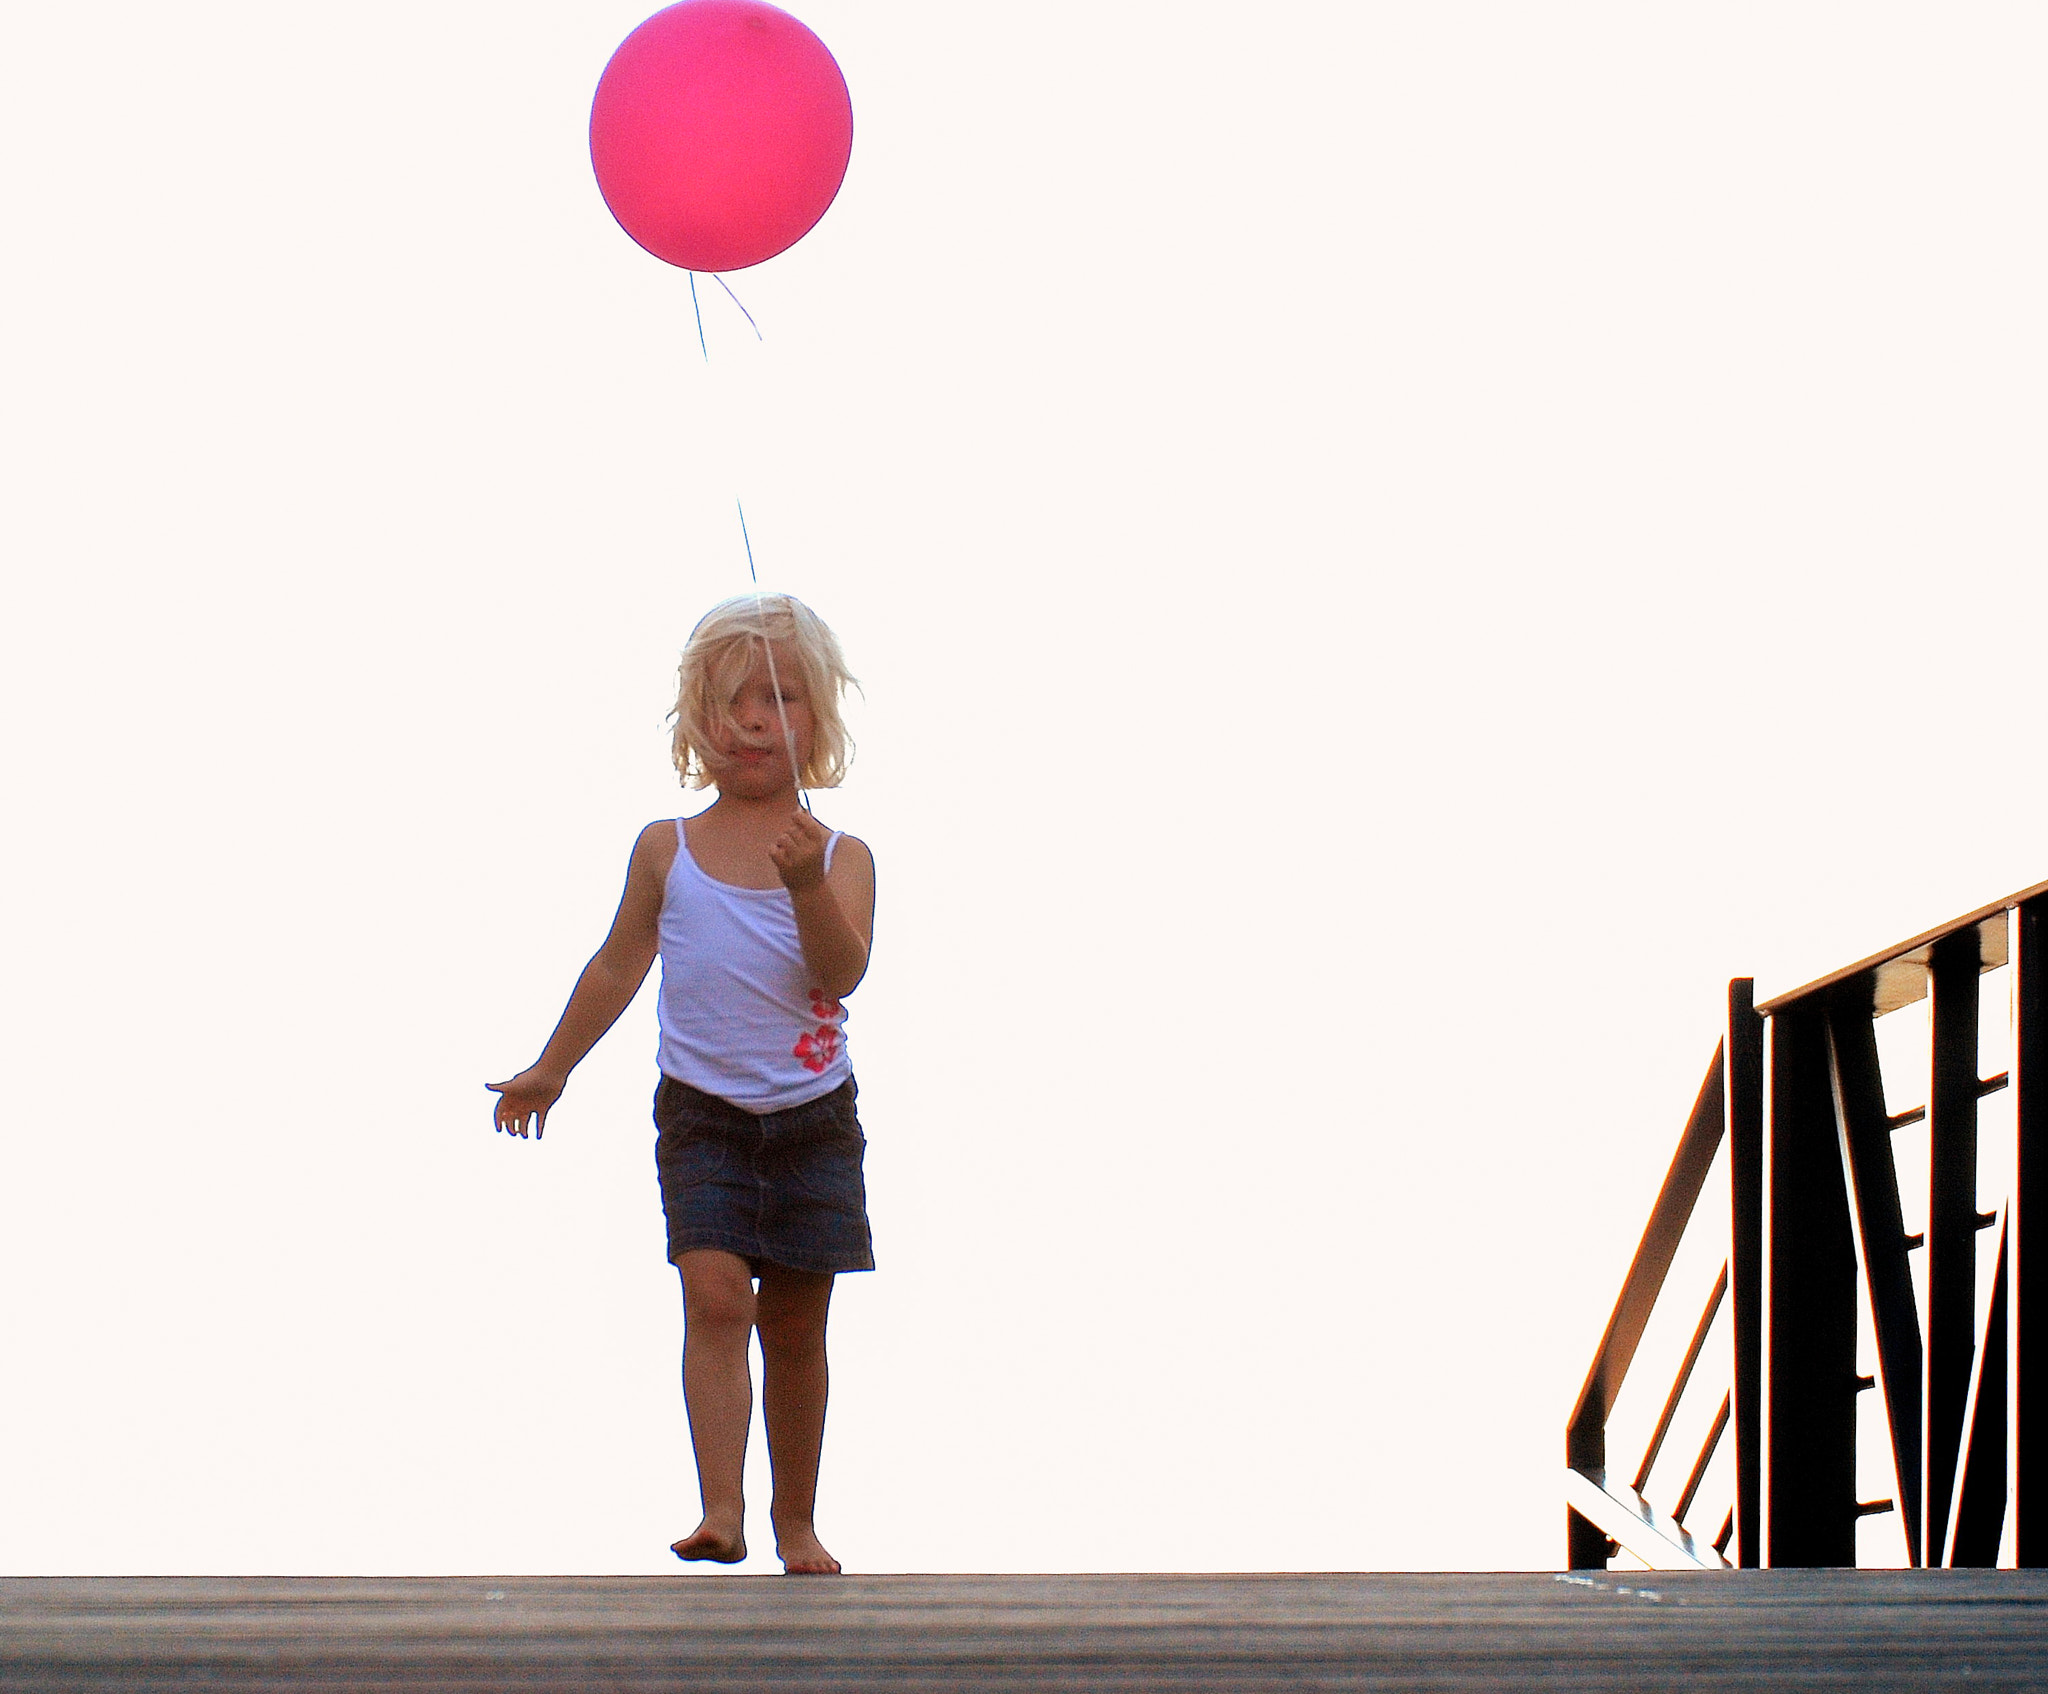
[738,500,807,813]
[688,271,762,356]
[713,274,763,341]
[690,280,797,808]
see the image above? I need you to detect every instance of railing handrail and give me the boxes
[1757,875,2048,1015]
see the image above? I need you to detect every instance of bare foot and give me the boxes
[671,1518,747,1564]
[775,1523,841,1576]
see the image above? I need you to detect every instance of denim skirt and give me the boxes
[653,1074,875,1275]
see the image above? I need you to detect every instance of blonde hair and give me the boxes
[669,593,858,791]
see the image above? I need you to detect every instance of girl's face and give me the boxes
[704,639,814,797]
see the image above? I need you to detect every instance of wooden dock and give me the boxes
[5,1570,2046,1690]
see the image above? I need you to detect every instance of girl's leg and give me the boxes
[753,1266,839,1574]
[671,1248,756,1563]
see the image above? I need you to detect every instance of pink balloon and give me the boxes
[589,0,853,274]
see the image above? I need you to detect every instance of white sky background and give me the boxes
[3,2,2045,1575]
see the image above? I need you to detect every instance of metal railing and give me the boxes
[1566,880,2048,1569]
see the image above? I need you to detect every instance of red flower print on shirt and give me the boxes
[795,989,843,1073]
[794,1025,840,1074]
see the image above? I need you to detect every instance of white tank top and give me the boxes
[656,818,852,1114]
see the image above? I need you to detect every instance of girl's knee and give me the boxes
[755,1307,827,1360]
[678,1251,756,1331]
[754,1272,832,1357]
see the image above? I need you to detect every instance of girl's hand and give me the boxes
[487,1068,564,1140]
[769,809,830,893]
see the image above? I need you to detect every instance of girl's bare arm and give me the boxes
[771,814,875,1001]
[488,821,671,1138]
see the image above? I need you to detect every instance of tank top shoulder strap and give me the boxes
[670,814,838,879]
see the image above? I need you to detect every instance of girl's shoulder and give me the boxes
[823,823,872,862]
[819,825,874,918]
[814,820,873,880]
[632,816,684,885]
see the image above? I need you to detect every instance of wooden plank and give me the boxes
[4,1573,2048,1691]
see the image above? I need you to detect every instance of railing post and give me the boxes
[2015,898,2048,1565]
[1829,979,1923,1562]
[1565,1506,1612,1572]
[1762,996,1860,1566]
[1728,978,1764,1568]
[1926,929,1983,1565]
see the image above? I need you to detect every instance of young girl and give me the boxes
[487,592,875,1577]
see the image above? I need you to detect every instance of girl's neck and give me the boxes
[703,787,801,826]
[686,789,802,891]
